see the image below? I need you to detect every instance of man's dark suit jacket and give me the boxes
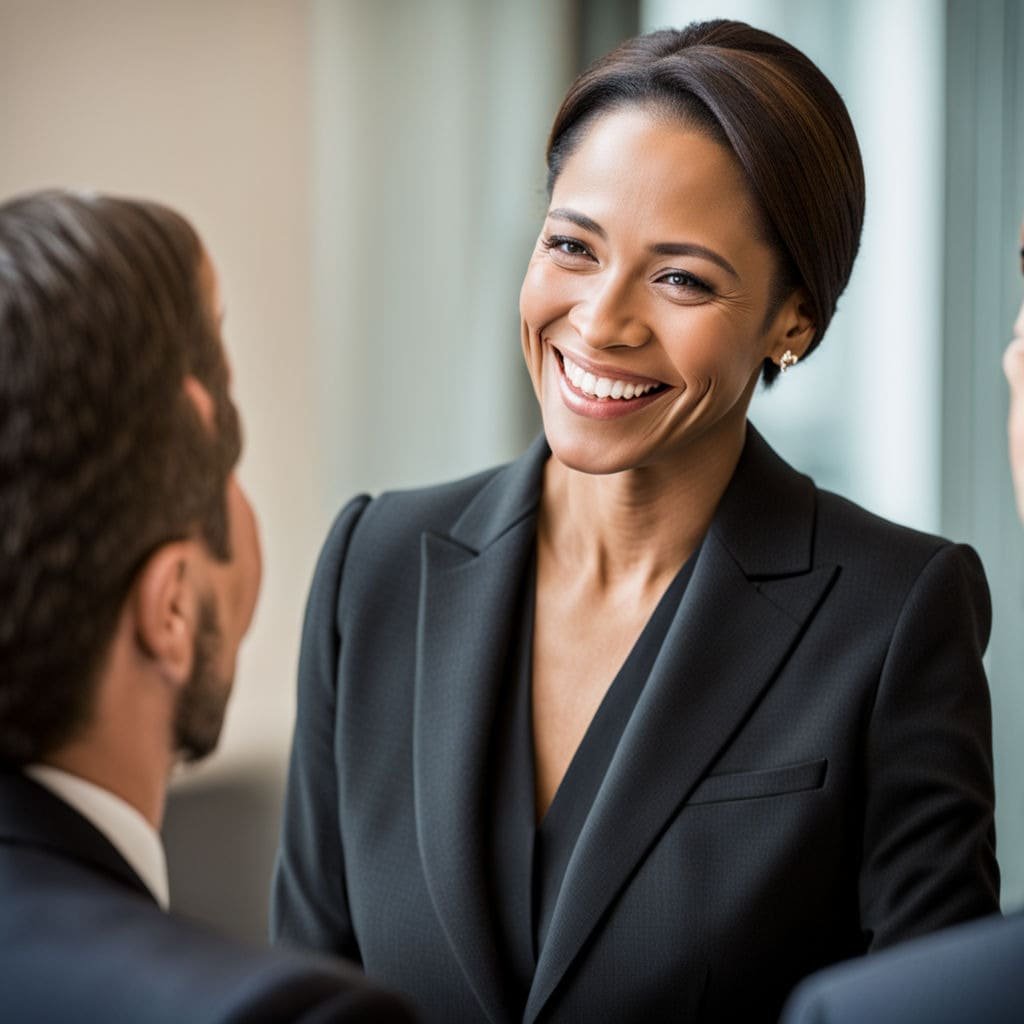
[781,911,1024,1023]
[272,427,1000,1023]
[0,771,413,1023]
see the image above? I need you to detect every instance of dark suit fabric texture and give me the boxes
[272,427,999,1024]
[0,772,413,1024]
[780,911,1024,1023]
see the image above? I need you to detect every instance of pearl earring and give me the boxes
[779,350,799,374]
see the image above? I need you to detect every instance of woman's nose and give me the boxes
[567,274,651,350]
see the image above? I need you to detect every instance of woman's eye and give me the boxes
[658,270,710,291]
[542,235,593,260]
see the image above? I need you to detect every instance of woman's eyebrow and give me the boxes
[547,207,740,280]
[547,207,606,238]
[650,242,739,279]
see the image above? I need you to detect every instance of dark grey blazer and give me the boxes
[0,772,413,1024]
[272,427,999,1023]
[780,911,1024,1023]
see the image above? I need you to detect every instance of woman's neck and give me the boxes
[539,419,748,591]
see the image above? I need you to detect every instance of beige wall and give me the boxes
[0,0,320,776]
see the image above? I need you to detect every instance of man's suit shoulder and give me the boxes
[1,798,413,1024]
[782,912,1024,1023]
[137,905,413,1023]
[4,872,411,1024]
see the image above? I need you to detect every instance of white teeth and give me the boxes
[561,353,661,400]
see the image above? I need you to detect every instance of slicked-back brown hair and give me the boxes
[0,190,240,764]
[546,20,865,384]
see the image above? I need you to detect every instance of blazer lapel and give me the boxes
[524,427,838,1022]
[414,436,548,1024]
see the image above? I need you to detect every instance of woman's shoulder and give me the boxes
[812,484,970,574]
[319,436,548,575]
[361,463,508,536]
[741,425,976,584]
[808,484,989,638]
[357,459,529,543]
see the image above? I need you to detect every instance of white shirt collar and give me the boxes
[23,764,170,911]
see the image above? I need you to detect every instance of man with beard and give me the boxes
[780,223,1024,1022]
[0,190,412,1023]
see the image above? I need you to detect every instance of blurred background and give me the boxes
[1,0,1021,939]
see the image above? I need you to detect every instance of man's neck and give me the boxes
[43,743,170,829]
[53,621,181,830]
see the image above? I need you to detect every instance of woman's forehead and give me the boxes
[550,109,761,256]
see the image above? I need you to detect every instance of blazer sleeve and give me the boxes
[859,542,1000,948]
[271,495,372,961]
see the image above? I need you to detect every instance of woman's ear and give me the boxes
[768,288,816,364]
[131,542,200,689]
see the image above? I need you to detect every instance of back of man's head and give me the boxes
[0,190,241,766]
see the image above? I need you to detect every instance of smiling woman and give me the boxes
[273,20,1000,1024]
[522,112,807,476]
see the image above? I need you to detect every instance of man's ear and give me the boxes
[182,374,216,434]
[131,543,200,688]
[768,288,816,364]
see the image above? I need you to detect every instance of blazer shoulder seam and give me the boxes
[865,539,961,718]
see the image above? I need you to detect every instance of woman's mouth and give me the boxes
[553,347,673,420]
[560,352,667,400]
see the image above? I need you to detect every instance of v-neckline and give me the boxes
[526,548,698,954]
[530,550,698,830]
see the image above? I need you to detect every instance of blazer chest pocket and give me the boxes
[687,758,828,806]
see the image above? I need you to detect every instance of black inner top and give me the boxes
[486,543,698,1005]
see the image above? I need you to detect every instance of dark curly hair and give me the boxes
[546,20,865,385]
[0,190,241,764]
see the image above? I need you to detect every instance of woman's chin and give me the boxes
[542,418,649,476]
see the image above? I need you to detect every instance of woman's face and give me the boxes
[520,106,804,476]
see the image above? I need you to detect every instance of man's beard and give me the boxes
[173,596,230,763]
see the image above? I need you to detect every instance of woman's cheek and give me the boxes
[658,322,753,405]
[519,257,556,332]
